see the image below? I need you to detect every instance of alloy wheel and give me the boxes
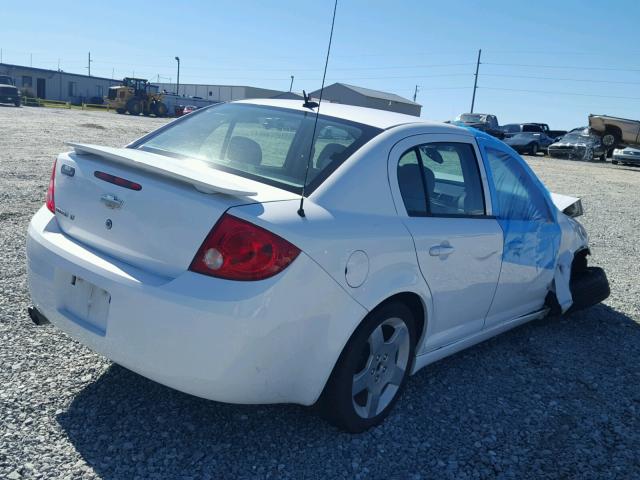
[351,317,410,419]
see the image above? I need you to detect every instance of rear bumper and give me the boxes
[613,154,640,165]
[27,207,366,405]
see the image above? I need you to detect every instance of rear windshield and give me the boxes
[135,103,382,194]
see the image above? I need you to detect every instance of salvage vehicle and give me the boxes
[0,75,21,107]
[26,100,609,432]
[589,114,640,149]
[502,124,555,155]
[503,123,566,142]
[529,123,566,141]
[504,132,554,155]
[548,127,607,161]
[612,146,640,166]
[452,113,505,139]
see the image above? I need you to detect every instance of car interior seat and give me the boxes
[227,136,262,166]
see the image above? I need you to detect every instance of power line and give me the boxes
[481,73,640,86]
[479,86,640,101]
[483,62,640,73]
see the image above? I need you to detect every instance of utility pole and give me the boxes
[175,56,180,96]
[289,75,294,92]
[413,85,419,102]
[87,52,92,77]
[470,48,481,113]
[57,58,60,71]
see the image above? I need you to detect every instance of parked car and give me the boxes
[182,105,198,115]
[612,146,640,166]
[503,123,566,142]
[589,114,640,149]
[504,132,554,155]
[548,127,607,161]
[26,100,609,432]
[0,75,21,107]
[453,113,505,139]
[529,123,567,141]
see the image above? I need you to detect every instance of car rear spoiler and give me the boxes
[550,192,583,217]
[66,143,258,196]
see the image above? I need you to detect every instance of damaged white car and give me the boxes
[26,100,609,432]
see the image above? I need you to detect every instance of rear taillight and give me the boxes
[189,213,300,281]
[46,160,57,213]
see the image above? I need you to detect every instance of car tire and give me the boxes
[612,160,619,165]
[530,143,539,155]
[319,301,416,433]
[566,267,610,315]
[116,108,126,114]
[14,100,20,107]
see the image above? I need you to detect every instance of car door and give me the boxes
[389,134,503,352]
[477,140,561,326]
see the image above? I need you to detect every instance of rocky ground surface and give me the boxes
[1,106,638,479]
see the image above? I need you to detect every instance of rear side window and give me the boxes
[485,147,552,222]
[397,142,486,217]
[136,103,381,194]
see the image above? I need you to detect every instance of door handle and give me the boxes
[429,243,455,257]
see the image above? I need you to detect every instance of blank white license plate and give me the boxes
[61,275,111,335]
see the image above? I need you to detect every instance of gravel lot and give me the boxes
[1,106,639,479]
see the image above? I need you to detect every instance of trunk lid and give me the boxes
[53,144,298,277]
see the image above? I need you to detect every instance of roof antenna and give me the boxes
[302,90,319,109]
[297,0,338,218]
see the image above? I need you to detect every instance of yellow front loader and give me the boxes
[106,77,168,117]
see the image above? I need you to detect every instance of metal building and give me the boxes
[0,63,119,103]
[310,83,421,117]
[153,83,284,102]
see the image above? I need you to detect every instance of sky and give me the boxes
[1,0,639,129]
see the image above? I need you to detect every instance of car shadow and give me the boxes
[57,303,640,478]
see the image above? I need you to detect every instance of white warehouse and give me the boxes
[0,63,119,103]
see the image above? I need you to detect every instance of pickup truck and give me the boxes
[589,114,640,149]
[452,113,505,139]
[0,75,21,107]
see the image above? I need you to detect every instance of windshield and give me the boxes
[0,76,14,85]
[136,103,381,194]
[457,114,486,123]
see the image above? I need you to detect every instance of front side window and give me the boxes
[485,147,552,222]
[397,142,485,216]
[136,103,381,194]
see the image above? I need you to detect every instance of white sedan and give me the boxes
[26,99,609,432]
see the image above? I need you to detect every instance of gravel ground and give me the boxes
[1,106,639,479]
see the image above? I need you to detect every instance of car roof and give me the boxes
[234,98,464,132]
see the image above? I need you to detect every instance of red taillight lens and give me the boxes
[94,171,142,191]
[46,160,57,213]
[189,214,301,281]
